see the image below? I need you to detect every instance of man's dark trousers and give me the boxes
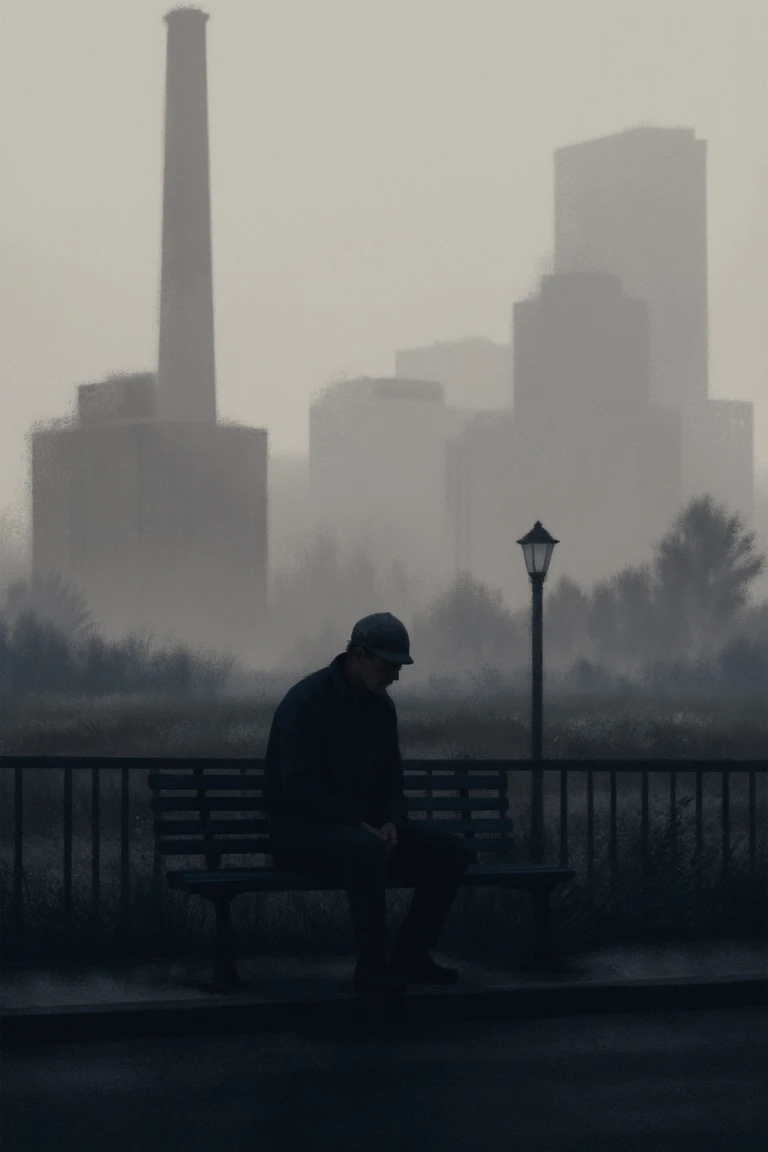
[272,821,477,967]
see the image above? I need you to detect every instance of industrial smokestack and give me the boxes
[157,7,217,423]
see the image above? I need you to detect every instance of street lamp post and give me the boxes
[517,521,559,863]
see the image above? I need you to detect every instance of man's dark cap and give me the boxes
[349,613,414,665]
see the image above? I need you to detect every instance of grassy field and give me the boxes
[1,690,766,965]
[3,686,768,758]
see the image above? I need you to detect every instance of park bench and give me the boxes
[148,761,575,990]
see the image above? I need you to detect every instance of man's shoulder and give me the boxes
[277,664,333,710]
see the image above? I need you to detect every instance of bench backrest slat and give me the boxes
[149,762,514,867]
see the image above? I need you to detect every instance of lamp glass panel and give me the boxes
[532,542,552,574]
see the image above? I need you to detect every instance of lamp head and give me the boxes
[516,521,559,578]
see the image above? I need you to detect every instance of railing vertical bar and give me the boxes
[152,767,162,930]
[559,768,568,869]
[748,771,756,875]
[91,764,100,929]
[63,764,73,941]
[641,769,649,885]
[586,768,594,885]
[670,769,677,874]
[695,770,703,861]
[530,765,544,865]
[610,770,617,889]
[153,837,163,926]
[14,765,23,946]
[721,769,730,879]
[120,765,130,921]
[499,768,512,861]
[459,785,469,850]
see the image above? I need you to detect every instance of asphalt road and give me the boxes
[2,1007,766,1152]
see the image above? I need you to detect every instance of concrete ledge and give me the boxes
[3,973,766,1048]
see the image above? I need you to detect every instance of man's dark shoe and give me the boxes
[388,949,459,985]
[352,961,408,998]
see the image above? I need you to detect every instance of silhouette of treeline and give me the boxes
[272,496,767,693]
[0,496,765,697]
[0,573,234,696]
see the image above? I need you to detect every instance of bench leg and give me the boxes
[531,886,559,970]
[210,896,244,992]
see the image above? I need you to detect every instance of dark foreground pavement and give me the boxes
[2,1007,766,1152]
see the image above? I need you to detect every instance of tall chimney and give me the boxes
[157,7,216,423]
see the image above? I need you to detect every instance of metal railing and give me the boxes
[2,756,766,953]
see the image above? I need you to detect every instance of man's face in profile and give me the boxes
[356,648,401,695]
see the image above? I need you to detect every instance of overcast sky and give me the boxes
[2,0,767,517]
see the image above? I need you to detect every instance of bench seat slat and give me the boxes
[462,838,514,853]
[158,832,516,858]
[406,798,506,810]
[148,774,266,791]
[150,797,271,812]
[158,838,270,856]
[148,771,507,793]
[404,775,506,790]
[155,819,269,835]
[155,803,508,835]
[157,817,513,848]
[165,863,575,892]
[149,795,506,815]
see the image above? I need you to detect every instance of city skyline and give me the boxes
[2,0,767,521]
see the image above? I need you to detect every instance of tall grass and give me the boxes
[1,691,766,965]
[2,798,764,967]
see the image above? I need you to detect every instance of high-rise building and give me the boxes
[30,10,268,657]
[268,452,312,573]
[682,399,754,525]
[445,409,516,595]
[309,378,453,586]
[451,272,681,595]
[395,337,512,411]
[555,126,708,410]
[554,125,753,521]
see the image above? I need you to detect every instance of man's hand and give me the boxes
[361,821,399,856]
[378,821,398,856]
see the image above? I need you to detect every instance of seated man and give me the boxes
[265,612,476,998]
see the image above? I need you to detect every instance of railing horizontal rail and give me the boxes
[2,756,765,960]
[4,756,768,772]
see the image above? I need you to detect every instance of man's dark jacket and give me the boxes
[264,653,409,834]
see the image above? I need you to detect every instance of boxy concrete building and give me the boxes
[32,377,267,654]
[309,377,459,588]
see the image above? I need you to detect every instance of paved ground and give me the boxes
[4,936,767,1011]
[2,1007,766,1152]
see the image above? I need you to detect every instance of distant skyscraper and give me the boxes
[555,126,708,410]
[157,7,216,424]
[309,378,453,584]
[449,272,681,593]
[555,125,753,522]
[683,400,754,525]
[268,452,312,573]
[395,337,512,411]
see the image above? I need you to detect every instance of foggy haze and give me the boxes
[2,0,768,678]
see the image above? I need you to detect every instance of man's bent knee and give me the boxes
[341,827,388,874]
